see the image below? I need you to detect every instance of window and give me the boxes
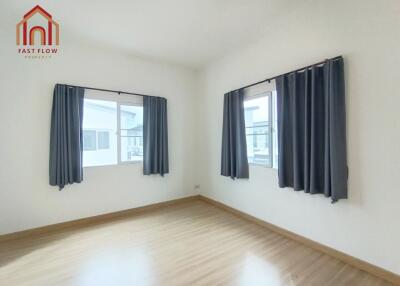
[120,105,143,162]
[244,83,278,168]
[83,130,110,151]
[97,131,110,150]
[83,130,97,151]
[82,91,143,167]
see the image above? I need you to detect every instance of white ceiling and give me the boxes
[3,0,299,68]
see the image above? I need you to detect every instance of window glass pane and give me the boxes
[82,99,117,167]
[244,96,269,126]
[120,105,143,162]
[246,125,268,136]
[121,137,143,162]
[83,130,96,151]
[245,133,272,166]
[244,94,271,166]
[97,131,110,150]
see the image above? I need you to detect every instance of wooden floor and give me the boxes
[0,200,394,286]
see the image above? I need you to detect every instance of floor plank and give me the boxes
[0,200,395,286]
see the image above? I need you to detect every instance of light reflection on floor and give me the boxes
[238,253,284,286]
[77,247,152,286]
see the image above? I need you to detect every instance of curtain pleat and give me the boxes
[143,96,169,176]
[49,84,84,190]
[276,57,347,202]
[221,89,249,179]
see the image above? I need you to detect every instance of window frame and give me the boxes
[82,92,144,168]
[117,101,144,165]
[243,82,277,169]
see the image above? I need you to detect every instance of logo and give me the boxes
[16,5,60,59]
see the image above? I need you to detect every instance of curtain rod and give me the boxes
[65,84,157,98]
[230,55,343,93]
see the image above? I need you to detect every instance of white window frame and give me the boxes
[244,80,277,169]
[117,101,144,165]
[83,90,143,168]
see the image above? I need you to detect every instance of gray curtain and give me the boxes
[276,57,347,202]
[143,96,169,176]
[221,89,249,179]
[49,84,85,190]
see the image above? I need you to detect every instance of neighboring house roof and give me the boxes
[127,125,143,131]
[245,106,258,112]
[85,101,137,116]
[254,121,268,126]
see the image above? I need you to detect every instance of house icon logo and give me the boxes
[16,5,60,58]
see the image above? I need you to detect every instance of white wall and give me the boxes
[0,27,199,235]
[196,0,400,274]
[1,0,399,276]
